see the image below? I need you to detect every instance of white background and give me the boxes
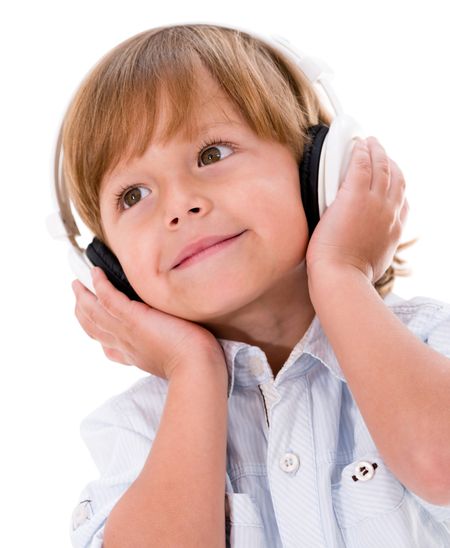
[2,0,449,545]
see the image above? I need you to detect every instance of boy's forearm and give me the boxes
[103,348,229,548]
[307,262,450,504]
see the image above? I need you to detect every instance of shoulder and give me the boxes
[384,292,450,347]
[384,291,450,315]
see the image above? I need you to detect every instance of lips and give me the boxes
[171,231,246,269]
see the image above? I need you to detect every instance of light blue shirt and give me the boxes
[70,291,450,547]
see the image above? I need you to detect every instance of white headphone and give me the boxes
[47,22,365,295]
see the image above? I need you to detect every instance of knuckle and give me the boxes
[355,155,371,173]
[89,307,100,326]
[391,160,406,188]
[102,346,114,358]
[121,338,135,356]
[81,299,93,319]
[77,316,95,339]
[102,346,120,363]
[382,203,395,222]
[75,304,88,325]
[376,157,390,176]
[127,300,142,325]
[96,283,124,319]
[98,293,113,313]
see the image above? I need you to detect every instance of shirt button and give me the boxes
[353,461,376,482]
[279,452,300,473]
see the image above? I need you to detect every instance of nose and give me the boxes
[161,175,213,227]
[169,205,203,226]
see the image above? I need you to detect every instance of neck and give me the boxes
[201,261,315,377]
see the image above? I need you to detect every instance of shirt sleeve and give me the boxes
[69,395,156,548]
[408,300,450,523]
[423,300,450,359]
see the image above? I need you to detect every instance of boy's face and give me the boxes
[98,67,310,322]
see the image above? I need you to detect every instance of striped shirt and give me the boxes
[70,291,450,547]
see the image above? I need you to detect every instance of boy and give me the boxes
[66,24,450,547]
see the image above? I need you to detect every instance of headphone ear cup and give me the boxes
[320,114,364,215]
[299,124,329,237]
[86,238,144,302]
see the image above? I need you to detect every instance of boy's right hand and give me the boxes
[71,266,225,381]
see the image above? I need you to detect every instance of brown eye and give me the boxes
[123,186,150,209]
[199,144,233,166]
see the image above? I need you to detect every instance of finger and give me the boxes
[72,278,94,296]
[387,159,406,202]
[75,304,117,347]
[73,276,123,335]
[399,196,410,225]
[91,267,135,322]
[367,137,390,195]
[102,345,134,365]
[342,138,372,192]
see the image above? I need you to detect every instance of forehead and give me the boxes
[99,60,250,188]
[152,64,245,145]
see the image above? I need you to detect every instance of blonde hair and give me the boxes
[61,23,416,298]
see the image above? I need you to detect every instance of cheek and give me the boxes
[114,238,159,289]
[266,185,309,261]
[124,258,172,310]
[253,176,305,236]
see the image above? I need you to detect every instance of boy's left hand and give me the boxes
[305,136,409,283]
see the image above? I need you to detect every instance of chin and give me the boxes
[164,293,248,323]
[135,265,264,320]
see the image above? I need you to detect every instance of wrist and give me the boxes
[169,344,228,385]
[307,258,372,281]
[307,261,372,299]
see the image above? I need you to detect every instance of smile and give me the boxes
[173,231,246,270]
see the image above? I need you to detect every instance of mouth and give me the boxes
[173,230,247,270]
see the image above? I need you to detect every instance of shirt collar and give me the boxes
[217,292,407,397]
[217,313,346,398]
